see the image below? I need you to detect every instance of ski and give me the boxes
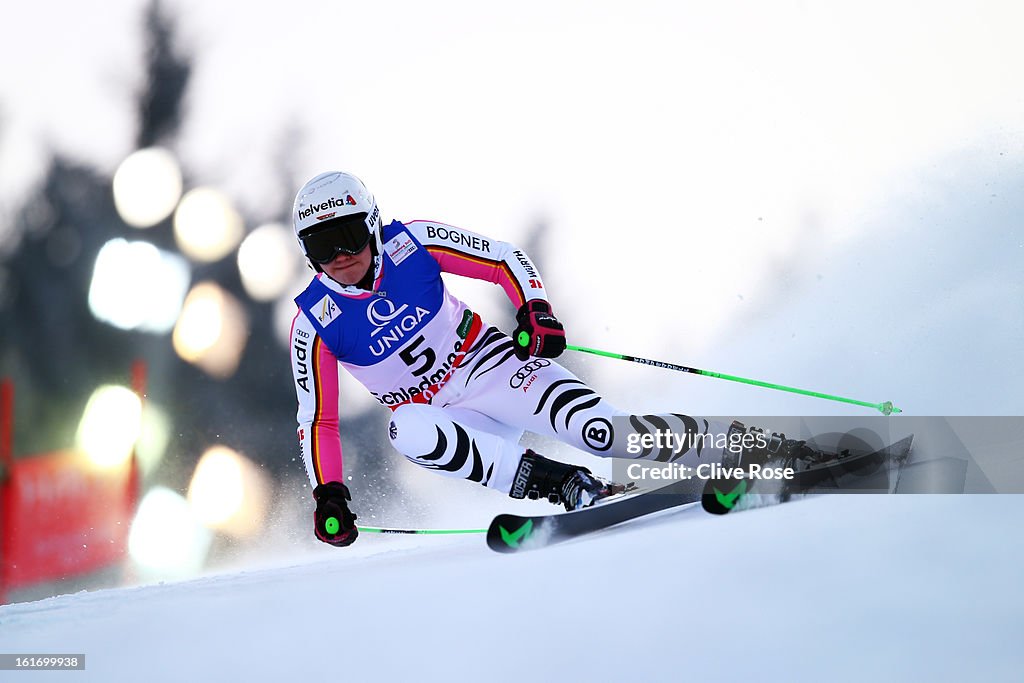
[486,476,705,553]
[701,434,915,515]
[487,435,915,552]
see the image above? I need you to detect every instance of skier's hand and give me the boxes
[312,482,358,547]
[513,299,566,361]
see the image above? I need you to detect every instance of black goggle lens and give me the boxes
[300,214,371,264]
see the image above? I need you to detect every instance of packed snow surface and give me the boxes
[3,495,1020,682]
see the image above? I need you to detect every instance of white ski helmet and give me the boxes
[292,171,383,270]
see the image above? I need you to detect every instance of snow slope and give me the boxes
[2,495,1020,682]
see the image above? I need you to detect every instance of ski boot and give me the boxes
[720,420,824,470]
[705,421,900,513]
[703,420,823,515]
[509,450,629,511]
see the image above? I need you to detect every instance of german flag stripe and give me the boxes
[311,335,328,484]
[427,246,527,307]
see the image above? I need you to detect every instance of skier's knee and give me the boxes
[387,405,428,458]
[387,404,446,460]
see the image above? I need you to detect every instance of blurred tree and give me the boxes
[137,0,190,150]
[2,160,129,455]
[0,0,307,477]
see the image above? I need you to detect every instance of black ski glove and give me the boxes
[512,300,566,361]
[312,482,358,547]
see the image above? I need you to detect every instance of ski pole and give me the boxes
[567,344,902,416]
[356,525,486,535]
[325,516,485,536]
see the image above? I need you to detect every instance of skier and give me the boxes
[289,172,785,547]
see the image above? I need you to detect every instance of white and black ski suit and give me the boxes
[289,219,726,494]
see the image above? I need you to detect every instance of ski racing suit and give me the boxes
[289,219,727,494]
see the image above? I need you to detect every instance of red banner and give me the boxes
[2,450,137,590]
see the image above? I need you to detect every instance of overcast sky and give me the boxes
[2,0,1022,417]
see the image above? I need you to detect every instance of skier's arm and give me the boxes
[289,310,344,488]
[405,220,548,308]
[405,220,565,359]
[290,311,358,546]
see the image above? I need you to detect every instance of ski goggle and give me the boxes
[299,213,372,264]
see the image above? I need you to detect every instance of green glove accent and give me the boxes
[325,516,340,535]
[517,331,530,348]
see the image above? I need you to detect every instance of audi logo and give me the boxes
[509,358,551,388]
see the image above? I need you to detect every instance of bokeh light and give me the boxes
[88,238,191,333]
[173,187,244,262]
[187,445,270,538]
[128,486,212,577]
[272,270,312,350]
[112,147,183,228]
[172,281,249,378]
[76,384,142,469]
[237,223,301,301]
